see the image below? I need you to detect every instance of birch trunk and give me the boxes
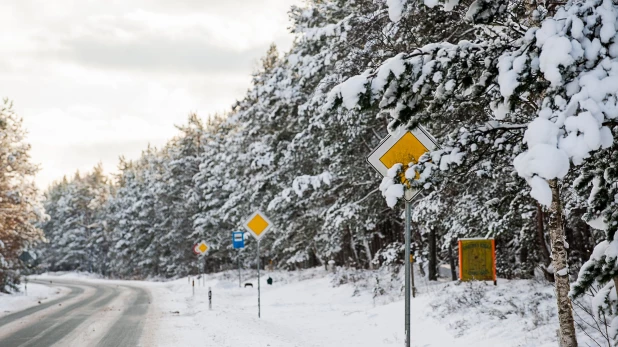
[548,179,578,347]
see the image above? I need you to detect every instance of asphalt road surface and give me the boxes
[0,279,151,347]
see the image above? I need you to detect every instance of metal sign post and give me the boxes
[404,200,411,346]
[232,231,245,288]
[366,126,438,347]
[203,256,206,287]
[243,211,273,319]
[257,240,261,318]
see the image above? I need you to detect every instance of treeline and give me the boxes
[38,0,618,343]
[38,0,607,278]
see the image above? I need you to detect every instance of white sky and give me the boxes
[0,0,301,189]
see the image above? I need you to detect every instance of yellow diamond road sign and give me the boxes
[196,241,209,255]
[243,210,272,240]
[367,126,438,201]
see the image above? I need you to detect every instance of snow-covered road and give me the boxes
[0,278,150,347]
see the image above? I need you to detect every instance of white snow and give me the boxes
[513,118,571,206]
[527,176,554,207]
[0,282,65,318]
[141,268,603,347]
[0,269,607,346]
[587,215,608,231]
[538,36,574,86]
[423,0,458,11]
[326,74,369,110]
[386,0,406,22]
[372,54,407,94]
[560,112,608,164]
[497,54,527,99]
[379,164,404,207]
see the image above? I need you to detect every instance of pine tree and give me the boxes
[0,99,45,292]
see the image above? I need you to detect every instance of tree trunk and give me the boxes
[448,241,457,281]
[548,179,578,347]
[362,238,374,270]
[536,202,551,265]
[428,229,437,281]
[348,228,360,268]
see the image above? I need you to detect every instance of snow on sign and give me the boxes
[243,211,272,240]
[194,241,209,256]
[367,126,438,201]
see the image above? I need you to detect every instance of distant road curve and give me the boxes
[0,279,151,347]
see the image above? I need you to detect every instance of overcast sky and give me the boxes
[0,0,301,189]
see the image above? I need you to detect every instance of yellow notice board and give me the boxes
[458,239,496,283]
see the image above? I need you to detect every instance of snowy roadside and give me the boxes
[141,267,604,347]
[20,268,607,346]
[0,281,66,318]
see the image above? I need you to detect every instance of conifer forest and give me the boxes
[3,1,618,346]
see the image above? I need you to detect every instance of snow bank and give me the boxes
[0,282,66,318]
[142,267,603,346]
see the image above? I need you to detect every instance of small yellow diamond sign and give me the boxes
[367,126,438,201]
[194,241,209,256]
[243,211,273,240]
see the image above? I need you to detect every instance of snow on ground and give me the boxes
[142,267,603,347]
[9,268,606,346]
[0,280,66,318]
[37,271,104,280]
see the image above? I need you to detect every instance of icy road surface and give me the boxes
[0,279,150,347]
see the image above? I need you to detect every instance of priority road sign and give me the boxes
[195,241,209,256]
[232,231,245,249]
[366,125,438,347]
[242,210,273,319]
[367,126,438,201]
[243,211,272,241]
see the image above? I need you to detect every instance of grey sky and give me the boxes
[0,0,300,188]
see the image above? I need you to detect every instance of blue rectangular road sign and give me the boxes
[232,231,245,249]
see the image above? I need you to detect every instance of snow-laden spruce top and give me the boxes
[328,0,617,208]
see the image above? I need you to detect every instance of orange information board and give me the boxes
[458,238,496,284]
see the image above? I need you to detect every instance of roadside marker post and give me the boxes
[208,287,212,310]
[366,126,438,347]
[232,231,245,288]
[242,211,273,319]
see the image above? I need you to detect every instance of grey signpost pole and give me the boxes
[202,255,211,287]
[243,211,271,320]
[238,250,242,288]
[257,240,261,318]
[405,199,411,347]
